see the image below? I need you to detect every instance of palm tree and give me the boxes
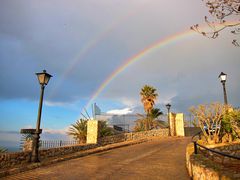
[68,119,87,143]
[134,108,164,132]
[140,85,158,115]
[98,121,114,138]
[149,108,163,119]
[68,119,114,143]
[0,147,7,153]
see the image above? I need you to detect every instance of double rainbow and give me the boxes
[85,28,198,110]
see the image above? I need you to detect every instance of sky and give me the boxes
[0,0,239,147]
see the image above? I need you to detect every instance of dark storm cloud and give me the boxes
[0,0,239,113]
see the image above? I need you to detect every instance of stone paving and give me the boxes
[2,137,191,180]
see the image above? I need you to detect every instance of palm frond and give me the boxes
[0,147,8,153]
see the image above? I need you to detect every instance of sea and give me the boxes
[0,141,21,152]
[5,146,20,152]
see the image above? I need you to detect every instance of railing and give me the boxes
[39,140,79,149]
[192,131,240,160]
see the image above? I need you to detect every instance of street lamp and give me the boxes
[166,103,171,127]
[218,72,228,105]
[32,70,52,162]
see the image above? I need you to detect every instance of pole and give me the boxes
[32,85,45,162]
[167,108,170,128]
[222,81,228,105]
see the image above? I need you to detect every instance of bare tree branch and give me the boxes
[191,0,240,46]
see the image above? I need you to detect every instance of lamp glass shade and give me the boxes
[44,75,51,85]
[37,74,45,85]
[219,72,227,82]
[36,70,52,85]
[166,103,171,109]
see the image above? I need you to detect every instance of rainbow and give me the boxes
[84,28,198,110]
[48,5,147,98]
[81,20,239,113]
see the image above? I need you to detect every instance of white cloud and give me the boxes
[43,127,69,135]
[106,108,133,115]
[41,127,73,141]
[44,100,70,107]
[120,98,139,107]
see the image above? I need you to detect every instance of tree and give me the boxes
[189,103,227,144]
[68,119,87,143]
[191,0,240,46]
[134,108,163,132]
[140,85,158,115]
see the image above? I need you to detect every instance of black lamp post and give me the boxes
[32,70,52,162]
[166,103,171,127]
[218,72,228,105]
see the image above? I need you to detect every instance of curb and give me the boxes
[0,139,148,178]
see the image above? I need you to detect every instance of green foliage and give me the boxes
[0,147,8,153]
[148,108,163,119]
[221,116,232,133]
[134,108,164,132]
[68,119,87,143]
[98,121,114,138]
[221,108,240,138]
[68,119,115,143]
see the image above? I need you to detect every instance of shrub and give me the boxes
[221,108,240,140]
[189,103,227,144]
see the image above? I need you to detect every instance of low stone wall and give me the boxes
[0,151,32,169]
[0,144,98,169]
[204,142,240,164]
[186,142,240,180]
[0,129,169,169]
[98,129,169,146]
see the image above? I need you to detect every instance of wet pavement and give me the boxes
[3,137,191,180]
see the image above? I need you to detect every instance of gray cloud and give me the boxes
[0,0,239,114]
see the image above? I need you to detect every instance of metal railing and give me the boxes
[39,140,79,149]
[192,131,240,160]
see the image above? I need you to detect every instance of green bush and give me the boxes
[221,109,240,139]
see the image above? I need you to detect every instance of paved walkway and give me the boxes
[3,137,191,180]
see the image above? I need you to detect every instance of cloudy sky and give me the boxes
[0,0,239,145]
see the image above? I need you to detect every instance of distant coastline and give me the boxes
[0,140,20,152]
[5,146,20,152]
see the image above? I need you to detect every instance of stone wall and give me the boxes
[202,142,240,166]
[0,144,98,169]
[98,129,169,146]
[0,129,169,169]
[0,151,32,169]
[186,143,240,180]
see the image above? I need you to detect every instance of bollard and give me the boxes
[194,141,198,154]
